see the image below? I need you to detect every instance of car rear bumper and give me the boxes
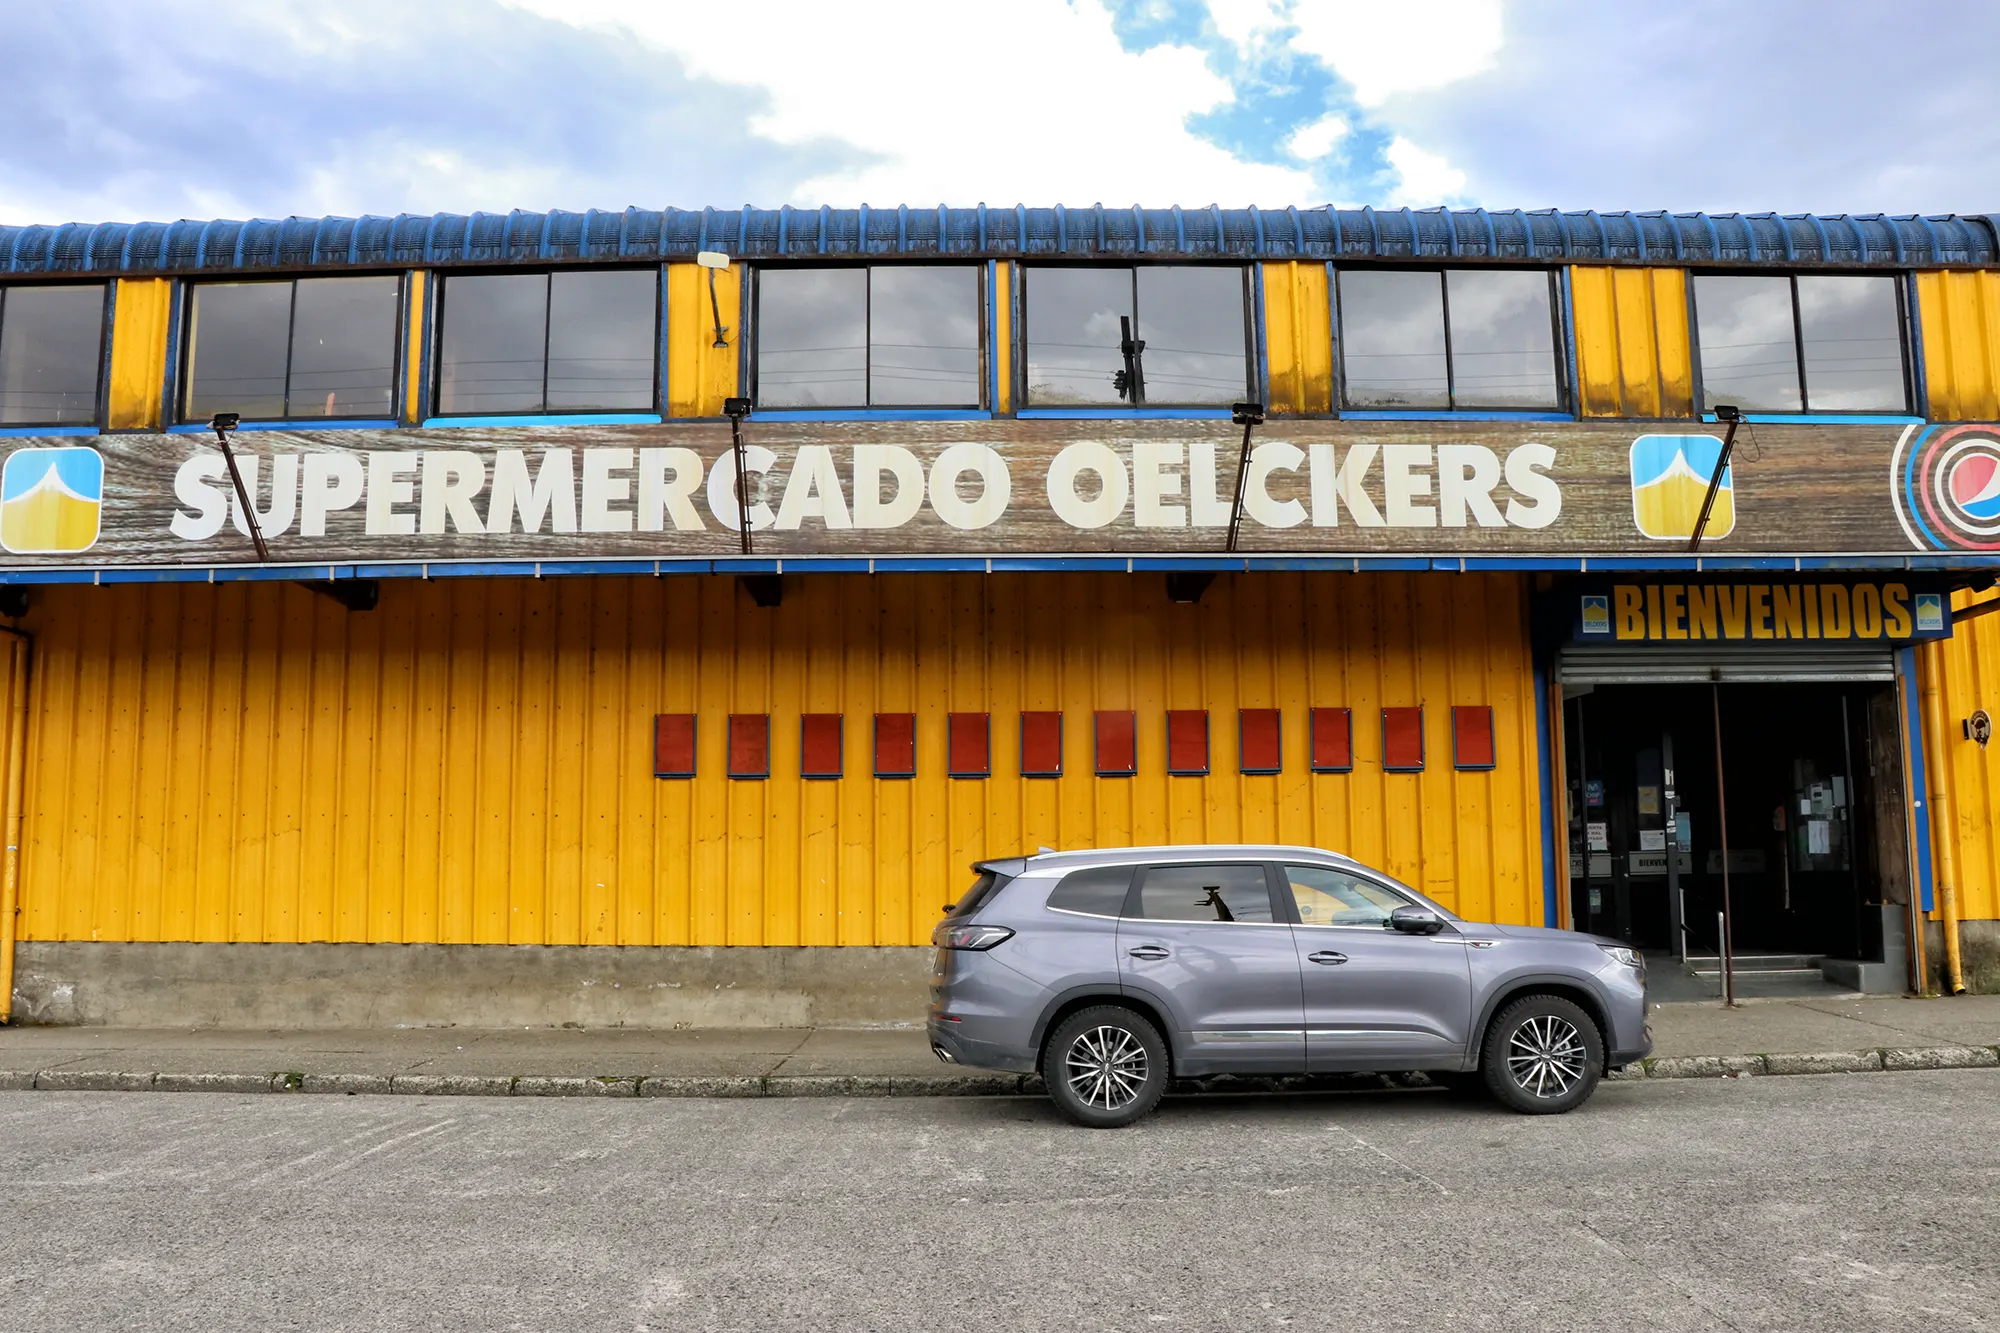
[927,1020,1037,1074]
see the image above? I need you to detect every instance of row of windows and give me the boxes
[0,265,1919,428]
[1045,861,1412,929]
[654,705,1496,780]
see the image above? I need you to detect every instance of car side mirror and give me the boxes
[1389,905,1445,935]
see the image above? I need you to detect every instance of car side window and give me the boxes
[1285,865,1408,928]
[1132,864,1274,923]
[1045,865,1135,917]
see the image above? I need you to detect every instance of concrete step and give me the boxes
[1686,953,1819,973]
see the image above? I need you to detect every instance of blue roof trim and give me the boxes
[5,208,1996,276]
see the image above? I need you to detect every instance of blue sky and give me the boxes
[2,0,1995,227]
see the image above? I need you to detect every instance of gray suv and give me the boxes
[927,845,1651,1127]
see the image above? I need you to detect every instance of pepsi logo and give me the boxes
[1893,424,2000,551]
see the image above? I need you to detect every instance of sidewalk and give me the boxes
[2,994,1998,1098]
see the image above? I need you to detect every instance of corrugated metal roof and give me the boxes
[2,206,1996,276]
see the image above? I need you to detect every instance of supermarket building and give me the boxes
[0,203,1998,1026]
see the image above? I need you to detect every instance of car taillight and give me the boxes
[933,924,1015,950]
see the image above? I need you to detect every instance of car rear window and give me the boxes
[1044,865,1134,917]
[947,870,1012,919]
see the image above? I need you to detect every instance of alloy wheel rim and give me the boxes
[1066,1025,1149,1110]
[1506,1014,1586,1099]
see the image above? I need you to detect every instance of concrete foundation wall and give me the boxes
[8,943,934,1029]
[1923,920,2000,995]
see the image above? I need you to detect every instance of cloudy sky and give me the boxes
[2,0,1995,228]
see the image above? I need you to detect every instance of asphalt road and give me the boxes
[0,1072,1994,1333]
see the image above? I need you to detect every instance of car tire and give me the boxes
[1042,1005,1169,1128]
[1480,994,1604,1115]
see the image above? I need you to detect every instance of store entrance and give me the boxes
[1561,682,1909,970]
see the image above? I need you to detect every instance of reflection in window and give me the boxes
[1694,273,1908,413]
[755,266,980,408]
[1338,268,1560,410]
[1285,865,1406,928]
[0,284,106,426]
[1133,864,1272,923]
[1025,266,1248,406]
[184,277,400,422]
[437,269,655,416]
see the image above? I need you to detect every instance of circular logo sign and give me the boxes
[1894,424,2000,550]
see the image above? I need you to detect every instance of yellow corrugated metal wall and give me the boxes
[991,261,1012,414]
[666,262,740,417]
[15,572,1544,946]
[106,278,172,430]
[1569,266,1694,418]
[1262,262,1333,416]
[1924,588,2000,923]
[1915,271,2000,421]
[401,271,426,424]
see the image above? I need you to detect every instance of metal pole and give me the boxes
[1225,414,1258,554]
[1687,414,1741,555]
[215,429,270,563]
[1713,683,1735,1006]
[729,413,752,556]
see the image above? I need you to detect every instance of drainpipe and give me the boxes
[1919,640,1968,995]
[0,626,30,1023]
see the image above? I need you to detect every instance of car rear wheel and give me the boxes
[1042,1006,1168,1128]
[1480,994,1603,1115]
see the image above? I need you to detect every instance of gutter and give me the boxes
[1919,639,1968,995]
[0,622,28,1023]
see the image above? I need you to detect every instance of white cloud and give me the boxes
[504,0,1320,206]
[1285,0,1503,107]
[1384,136,1468,204]
[1207,0,1285,51]
[1285,114,1349,160]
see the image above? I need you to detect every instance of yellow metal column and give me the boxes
[106,277,173,430]
[1920,639,1967,994]
[0,630,30,1022]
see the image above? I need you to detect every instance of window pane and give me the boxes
[185,282,291,422]
[548,269,655,411]
[1797,275,1905,412]
[1693,275,1800,412]
[757,269,866,408]
[1046,865,1133,917]
[1025,267,1133,405]
[1446,270,1558,408]
[1134,266,1246,404]
[1285,865,1406,927]
[870,266,980,406]
[439,274,548,414]
[1133,864,1272,923]
[0,285,104,425]
[287,277,399,419]
[1339,270,1448,408]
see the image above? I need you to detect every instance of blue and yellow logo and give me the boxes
[1630,434,1733,541]
[0,447,103,555]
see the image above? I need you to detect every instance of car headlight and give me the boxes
[1599,944,1644,970]
[933,924,1015,951]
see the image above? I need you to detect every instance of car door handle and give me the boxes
[1127,945,1171,960]
[1306,951,1348,965]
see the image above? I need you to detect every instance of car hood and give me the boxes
[1468,923,1626,949]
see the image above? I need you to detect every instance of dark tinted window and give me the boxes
[1446,270,1558,408]
[439,270,655,415]
[1025,266,1247,406]
[1339,268,1560,410]
[1692,275,1799,412]
[0,284,106,425]
[948,869,1013,919]
[1339,270,1448,408]
[1797,276,1906,411]
[1045,865,1134,917]
[184,277,399,423]
[1133,864,1273,923]
[756,266,980,408]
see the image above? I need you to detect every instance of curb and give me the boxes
[0,1045,1994,1100]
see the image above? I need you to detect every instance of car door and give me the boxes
[1281,863,1473,1072]
[1116,861,1304,1074]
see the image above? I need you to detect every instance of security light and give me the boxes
[695,251,730,269]
[209,412,240,434]
[724,397,752,419]
[1713,403,1742,423]
[698,252,733,347]
[1231,402,1265,426]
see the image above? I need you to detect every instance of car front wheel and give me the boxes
[1042,1005,1169,1128]
[1481,994,1603,1114]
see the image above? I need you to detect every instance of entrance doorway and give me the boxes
[1560,681,1912,991]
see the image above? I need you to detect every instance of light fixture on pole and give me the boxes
[696,250,732,349]
[209,412,268,563]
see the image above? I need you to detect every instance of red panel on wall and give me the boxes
[1382,706,1425,772]
[728,714,770,779]
[874,713,916,778]
[1095,710,1137,777]
[1309,707,1352,772]
[800,713,843,779]
[653,714,696,778]
[1166,710,1209,775]
[1239,709,1281,774]
[1452,706,1496,770]
[948,713,991,777]
[1021,711,1063,777]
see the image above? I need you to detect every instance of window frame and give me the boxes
[749,261,988,412]
[1687,270,1913,416]
[1332,265,1568,414]
[1019,262,1256,410]
[177,274,407,426]
[0,280,112,429]
[429,265,661,420]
